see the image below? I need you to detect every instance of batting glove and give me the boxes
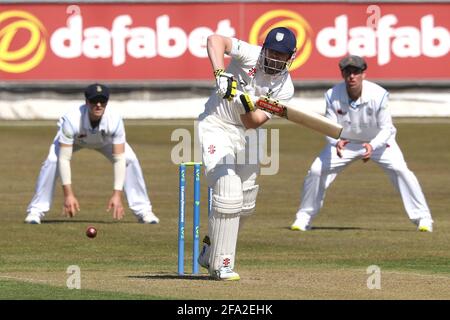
[214,69,237,101]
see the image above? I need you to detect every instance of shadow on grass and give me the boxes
[41,219,133,224]
[128,273,211,281]
[313,226,418,232]
[312,226,370,231]
[286,226,417,232]
[285,226,368,231]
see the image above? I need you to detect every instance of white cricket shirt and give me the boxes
[202,38,295,126]
[325,80,396,150]
[58,105,126,149]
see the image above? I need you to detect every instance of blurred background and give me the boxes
[1,0,449,120]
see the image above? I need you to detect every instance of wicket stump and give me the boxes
[178,162,212,275]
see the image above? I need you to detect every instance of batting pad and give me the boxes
[212,175,243,214]
[240,184,259,217]
[209,175,243,271]
[209,214,240,271]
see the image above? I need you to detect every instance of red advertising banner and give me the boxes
[0,2,449,82]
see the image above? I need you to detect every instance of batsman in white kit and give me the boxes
[197,27,297,280]
[291,55,434,232]
[25,83,159,225]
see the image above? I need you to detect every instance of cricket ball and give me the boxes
[86,226,97,238]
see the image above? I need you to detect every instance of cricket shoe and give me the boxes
[24,212,42,224]
[138,212,160,224]
[417,218,433,232]
[197,236,211,269]
[290,218,311,231]
[210,266,240,281]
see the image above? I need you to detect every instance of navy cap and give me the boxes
[262,27,297,55]
[339,55,367,71]
[84,83,110,101]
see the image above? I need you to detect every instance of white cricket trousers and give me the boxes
[198,115,260,188]
[296,140,432,224]
[27,135,153,217]
[197,115,261,270]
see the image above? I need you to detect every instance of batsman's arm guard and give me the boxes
[239,93,256,113]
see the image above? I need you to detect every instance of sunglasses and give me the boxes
[342,67,363,76]
[88,97,108,104]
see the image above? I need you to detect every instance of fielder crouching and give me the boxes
[197,28,297,280]
[290,55,434,232]
[25,83,159,225]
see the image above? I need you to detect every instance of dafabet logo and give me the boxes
[0,10,47,73]
[249,10,313,72]
[0,7,448,75]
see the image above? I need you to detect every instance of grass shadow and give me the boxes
[128,273,211,281]
[284,226,369,231]
[285,225,417,232]
[41,219,133,224]
[314,226,419,233]
[312,226,371,231]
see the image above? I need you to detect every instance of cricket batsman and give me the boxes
[197,27,297,280]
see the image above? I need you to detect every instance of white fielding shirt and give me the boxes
[325,80,396,150]
[59,105,126,148]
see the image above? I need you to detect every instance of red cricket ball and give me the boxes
[86,226,97,238]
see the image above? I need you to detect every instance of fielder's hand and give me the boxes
[107,191,124,220]
[336,139,349,158]
[214,69,237,101]
[63,194,80,217]
[362,143,373,163]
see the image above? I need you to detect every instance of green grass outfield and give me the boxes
[0,119,449,299]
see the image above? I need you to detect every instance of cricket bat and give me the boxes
[255,96,343,139]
